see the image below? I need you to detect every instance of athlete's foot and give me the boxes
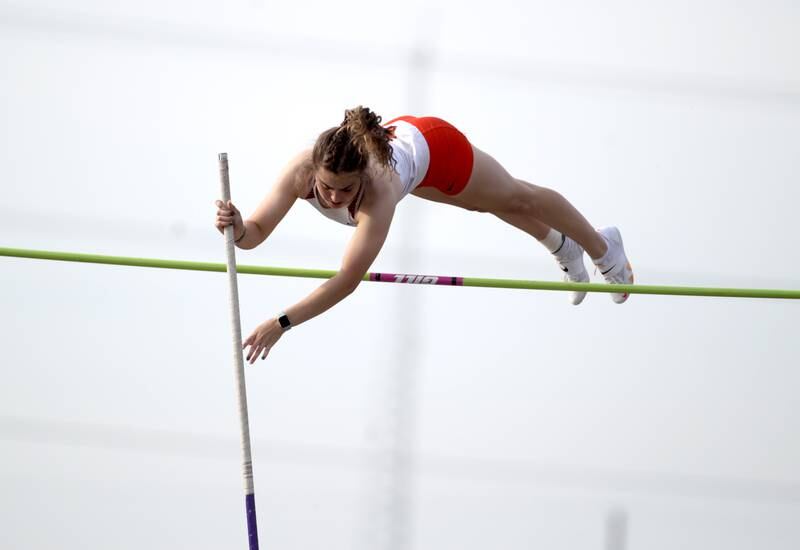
[553,235,590,305]
[594,226,634,304]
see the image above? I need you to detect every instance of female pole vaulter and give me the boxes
[214,106,633,363]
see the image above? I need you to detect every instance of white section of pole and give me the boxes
[219,152,255,494]
[218,153,259,550]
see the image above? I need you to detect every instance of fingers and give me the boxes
[244,338,256,362]
[241,324,279,365]
[246,344,258,364]
[215,199,239,213]
[243,337,265,364]
[247,343,268,364]
[215,200,237,218]
[242,343,271,364]
[214,218,235,233]
[216,214,236,227]
[214,199,241,233]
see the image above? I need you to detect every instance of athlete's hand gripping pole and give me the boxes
[218,152,260,550]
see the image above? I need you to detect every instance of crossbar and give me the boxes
[2,246,799,300]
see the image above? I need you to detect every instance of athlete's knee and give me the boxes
[497,180,542,218]
[514,198,542,219]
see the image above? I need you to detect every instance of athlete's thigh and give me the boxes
[452,145,522,212]
[411,145,523,212]
[410,185,472,208]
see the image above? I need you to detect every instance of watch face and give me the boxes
[279,314,291,329]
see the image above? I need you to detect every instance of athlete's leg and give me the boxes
[411,184,552,239]
[414,170,592,306]
[412,145,607,259]
[412,144,634,303]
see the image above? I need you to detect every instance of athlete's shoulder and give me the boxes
[366,156,399,185]
[279,149,314,199]
[359,161,400,211]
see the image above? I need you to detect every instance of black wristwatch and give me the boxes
[277,312,292,331]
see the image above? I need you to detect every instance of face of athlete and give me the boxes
[314,168,362,208]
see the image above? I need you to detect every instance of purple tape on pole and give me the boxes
[246,493,259,550]
[369,272,463,286]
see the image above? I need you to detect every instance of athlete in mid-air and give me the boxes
[214,106,633,363]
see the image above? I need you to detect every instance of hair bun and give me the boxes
[342,106,382,135]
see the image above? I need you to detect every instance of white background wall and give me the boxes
[1,1,799,549]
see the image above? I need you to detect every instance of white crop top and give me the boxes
[305,120,430,226]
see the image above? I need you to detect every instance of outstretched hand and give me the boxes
[243,318,284,364]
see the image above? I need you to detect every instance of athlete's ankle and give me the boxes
[539,228,566,254]
[593,235,617,264]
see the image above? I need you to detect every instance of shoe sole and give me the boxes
[557,243,589,306]
[564,267,589,305]
[570,282,588,305]
[613,261,633,303]
[600,226,634,304]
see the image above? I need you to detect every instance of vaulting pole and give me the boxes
[218,152,259,550]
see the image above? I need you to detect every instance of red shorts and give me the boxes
[386,116,474,196]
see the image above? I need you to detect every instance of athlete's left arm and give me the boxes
[286,197,395,325]
[242,192,396,363]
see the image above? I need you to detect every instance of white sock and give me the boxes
[539,228,566,255]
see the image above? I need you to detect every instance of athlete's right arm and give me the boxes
[215,150,310,250]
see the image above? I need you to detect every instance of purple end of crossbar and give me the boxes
[246,493,259,550]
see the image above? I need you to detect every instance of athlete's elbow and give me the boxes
[236,220,268,250]
[344,277,362,295]
[337,271,363,295]
[249,220,268,244]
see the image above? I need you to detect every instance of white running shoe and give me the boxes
[596,226,634,304]
[553,235,590,305]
